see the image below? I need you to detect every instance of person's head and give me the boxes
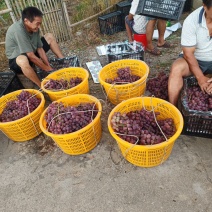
[22,7,43,33]
[203,0,212,20]
[203,0,212,9]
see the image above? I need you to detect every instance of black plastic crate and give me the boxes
[107,42,144,63]
[183,0,192,12]
[98,11,123,35]
[116,1,132,28]
[180,76,212,138]
[37,56,80,80]
[136,0,186,20]
[0,72,24,97]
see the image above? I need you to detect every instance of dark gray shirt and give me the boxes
[5,19,43,59]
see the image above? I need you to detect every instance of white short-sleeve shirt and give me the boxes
[129,0,139,15]
[181,7,212,61]
[133,15,148,34]
[129,0,148,34]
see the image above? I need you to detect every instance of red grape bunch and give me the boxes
[111,109,176,145]
[0,90,41,122]
[146,72,169,100]
[44,77,82,91]
[105,67,140,84]
[186,85,212,111]
[45,102,98,134]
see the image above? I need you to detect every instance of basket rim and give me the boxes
[0,89,45,126]
[108,96,184,150]
[41,67,89,94]
[39,94,102,137]
[98,59,149,88]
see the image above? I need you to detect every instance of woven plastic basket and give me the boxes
[41,67,89,101]
[98,59,149,105]
[39,94,102,155]
[0,89,45,142]
[108,97,184,167]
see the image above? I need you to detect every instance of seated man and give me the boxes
[125,0,173,55]
[5,6,64,87]
[168,1,212,106]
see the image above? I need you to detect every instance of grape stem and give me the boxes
[142,97,168,141]
[47,109,101,132]
[115,132,139,159]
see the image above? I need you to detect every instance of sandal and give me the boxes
[157,41,173,48]
[146,47,161,55]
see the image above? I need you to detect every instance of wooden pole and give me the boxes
[36,0,53,36]
[58,0,67,41]
[0,8,12,15]
[46,0,63,40]
[61,0,72,39]
[69,5,114,28]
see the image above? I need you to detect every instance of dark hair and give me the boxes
[203,0,212,8]
[22,6,43,22]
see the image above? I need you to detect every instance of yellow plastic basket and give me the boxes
[41,67,89,101]
[108,97,184,167]
[98,59,149,105]
[0,89,45,142]
[39,94,102,155]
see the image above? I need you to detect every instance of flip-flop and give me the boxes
[157,41,173,48]
[146,47,161,55]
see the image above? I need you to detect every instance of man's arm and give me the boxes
[183,46,210,93]
[26,50,52,72]
[206,78,212,94]
[36,47,50,67]
[128,13,134,20]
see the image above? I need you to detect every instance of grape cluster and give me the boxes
[186,85,212,111]
[111,109,176,145]
[0,91,41,122]
[44,77,82,91]
[105,67,140,84]
[147,72,168,100]
[45,102,98,134]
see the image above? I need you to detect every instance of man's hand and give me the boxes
[45,65,53,72]
[206,78,212,94]
[197,75,210,93]
[127,14,134,21]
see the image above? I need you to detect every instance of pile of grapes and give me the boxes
[45,102,98,134]
[44,77,82,91]
[105,67,140,84]
[0,91,41,122]
[111,109,176,145]
[146,72,168,100]
[186,85,212,111]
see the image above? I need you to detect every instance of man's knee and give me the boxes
[44,33,55,44]
[170,58,190,77]
[16,55,30,67]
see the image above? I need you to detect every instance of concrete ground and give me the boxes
[0,126,212,212]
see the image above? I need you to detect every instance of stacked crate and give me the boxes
[180,76,212,138]
[36,56,80,80]
[0,71,24,97]
[98,0,132,35]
